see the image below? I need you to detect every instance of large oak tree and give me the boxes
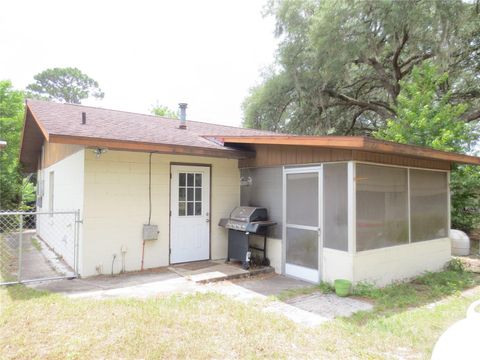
[243,0,480,135]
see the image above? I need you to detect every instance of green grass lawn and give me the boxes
[1,270,480,359]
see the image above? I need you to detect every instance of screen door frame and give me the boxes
[282,165,323,283]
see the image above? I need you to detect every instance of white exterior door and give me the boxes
[170,165,210,263]
[283,166,322,283]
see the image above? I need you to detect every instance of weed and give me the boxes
[31,237,42,251]
[318,281,335,294]
[446,258,465,272]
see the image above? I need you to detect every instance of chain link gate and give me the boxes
[0,211,79,285]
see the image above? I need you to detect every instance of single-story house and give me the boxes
[20,100,480,285]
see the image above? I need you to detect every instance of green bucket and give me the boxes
[334,279,351,297]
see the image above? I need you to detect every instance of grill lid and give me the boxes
[229,206,267,222]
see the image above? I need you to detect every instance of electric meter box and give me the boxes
[143,224,159,241]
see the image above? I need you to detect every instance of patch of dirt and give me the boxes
[459,256,480,273]
[469,228,480,242]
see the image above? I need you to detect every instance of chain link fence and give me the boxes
[0,211,79,285]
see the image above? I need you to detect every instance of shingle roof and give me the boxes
[26,99,275,151]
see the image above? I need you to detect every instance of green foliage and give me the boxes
[374,63,476,152]
[353,270,476,312]
[318,281,335,294]
[0,80,25,210]
[26,67,104,104]
[374,63,480,231]
[450,166,480,231]
[150,103,178,119]
[19,177,36,211]
[445,258,466,273]
[243,0,480,134]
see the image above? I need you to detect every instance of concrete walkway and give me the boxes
[1,230,74,283]
[30,271,373,327]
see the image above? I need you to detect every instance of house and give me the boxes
[20,100,480,285]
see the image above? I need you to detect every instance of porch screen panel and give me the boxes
[410,170,448,242]
[286,228,318,268]
[286,173,318,226]
[323,163,348,251]
[356,164,408,251]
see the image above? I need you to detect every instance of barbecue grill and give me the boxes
[219,206,276,269]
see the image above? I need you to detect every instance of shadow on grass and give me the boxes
[4,284,51,301]
[345,270,480,325]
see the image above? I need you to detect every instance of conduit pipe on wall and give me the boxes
[141,152,153,271]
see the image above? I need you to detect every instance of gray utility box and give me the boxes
[143,224,159,241]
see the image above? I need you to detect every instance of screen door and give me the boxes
[284,167,322,282]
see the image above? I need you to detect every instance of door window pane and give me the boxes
[195,188,202,201]
[195,202,202,215]
[286,228,318,269]
[179,173,186,186]
[179,202,186,216]
[179,188,186,201]
[187,173,194,186]
[187,188,194,201]
[286,172,318,226]
[410,170,448,241]
[323,163,348,251]
[195,174,202,186]
[356,164,408,251]
[187,202,194,215]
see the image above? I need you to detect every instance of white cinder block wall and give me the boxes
[351,238,451,286]
[37,149,85,270]
[322,238,451,286]
[81,150,240,277]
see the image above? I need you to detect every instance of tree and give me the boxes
[243,0,480,135]
[0,81,27,209]
[150,103,178,119]
[374,63,480,231]
[26,67,104,104]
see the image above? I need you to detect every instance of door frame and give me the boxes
[169,162,212,264]
[282,165,323,283]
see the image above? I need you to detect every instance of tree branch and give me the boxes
[322,89,395,117]
[345,109,367,135]
[461,109,480,122]
[392,28,409,96]
[399,52,434,77]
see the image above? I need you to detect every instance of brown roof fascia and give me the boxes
[216,135,480,165]
[49,134,255,159]
[213,135,365,148]
[361,137,480,165]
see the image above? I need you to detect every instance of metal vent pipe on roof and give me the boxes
[81,112,86,125]
[178,103,187,129]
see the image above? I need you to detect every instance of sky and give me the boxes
[0,0,277,127]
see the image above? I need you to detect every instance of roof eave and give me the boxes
[216,135,480,166]
[49,134,255,160]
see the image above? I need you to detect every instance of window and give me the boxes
[178,172,202,216]
[323,163,348,251]
[356,164,409,251]
[49,171,54,214]
[410,170,448,242]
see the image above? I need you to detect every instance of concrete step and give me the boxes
[169,261,274,284]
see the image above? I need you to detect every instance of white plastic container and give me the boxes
[450,229,470,256]
[431,300,480,360]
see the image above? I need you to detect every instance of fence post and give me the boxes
[18,214,23,282]
[75,210,80,275]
